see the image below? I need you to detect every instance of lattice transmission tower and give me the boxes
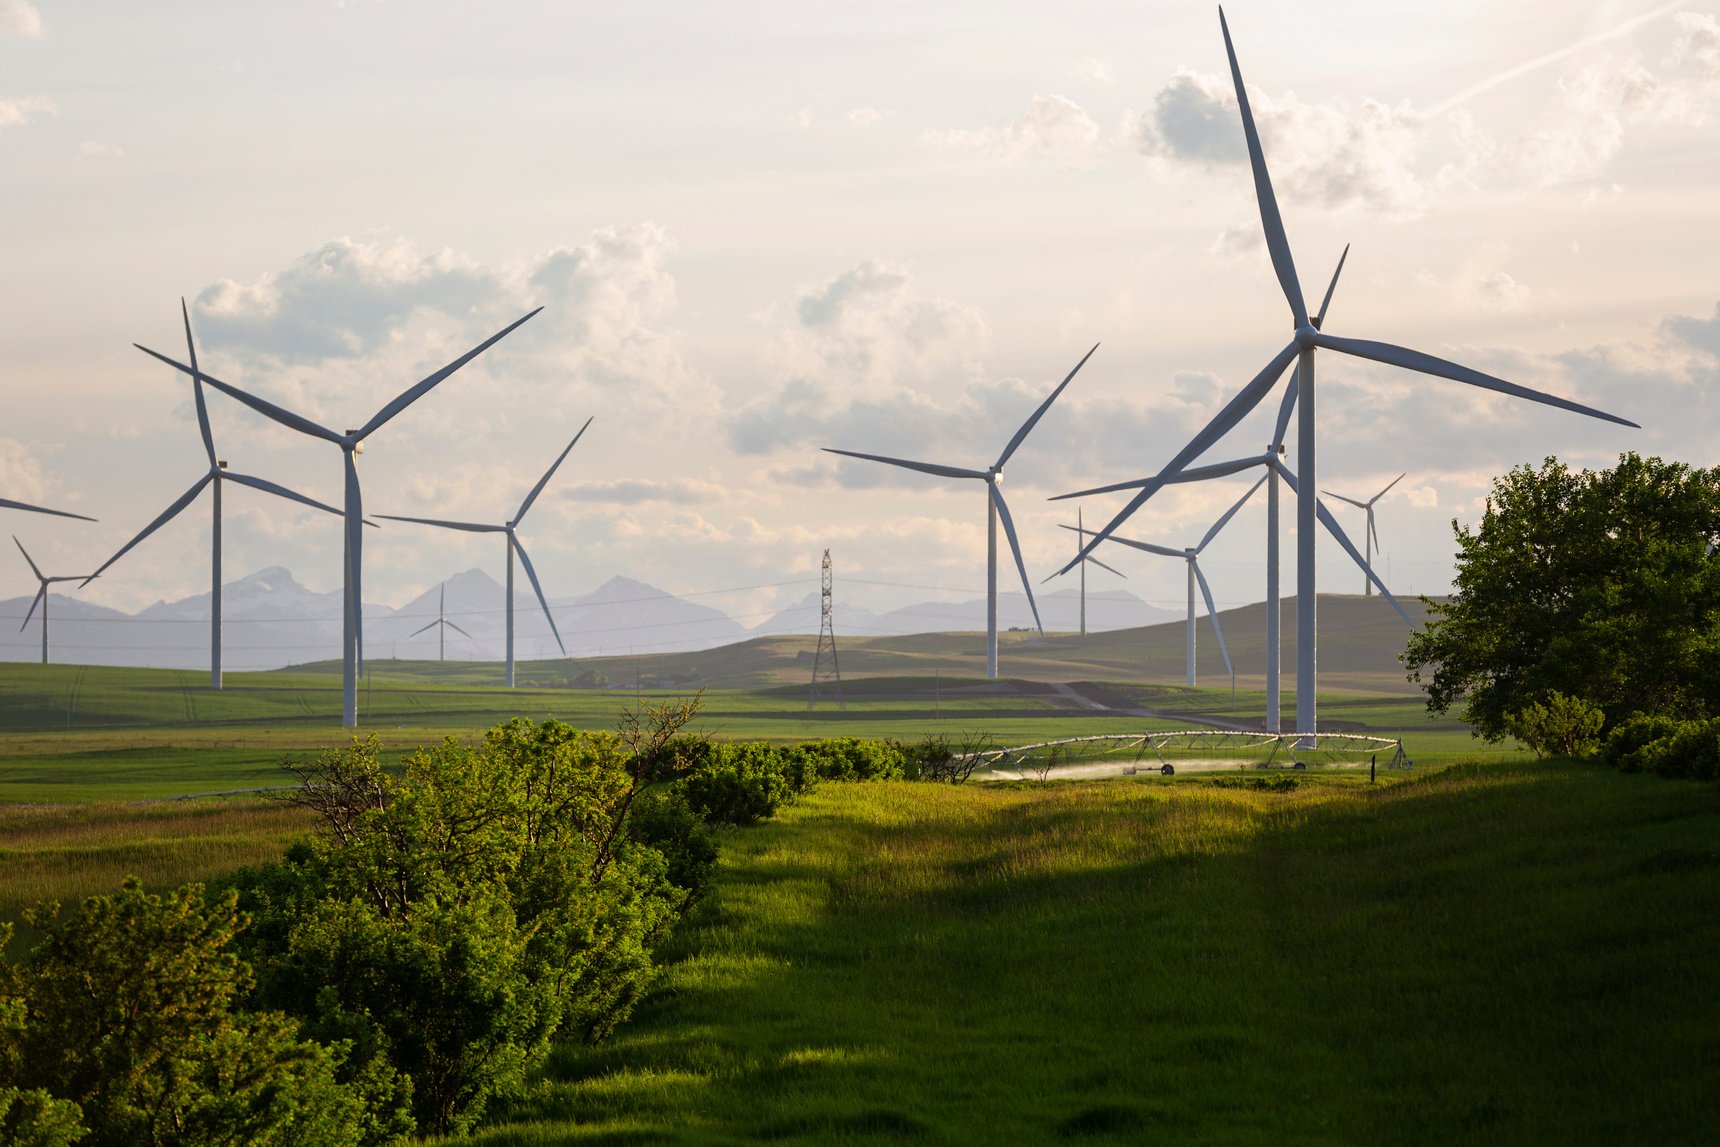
[808,549,844,710]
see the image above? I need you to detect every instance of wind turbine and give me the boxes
[1322,474,1405,596]
[84,301,344,689]
[1064,507,1126,640]
[825,344,1097,678]
[1075,474,1265,687]
[14,538,94,666]
[377,417,590,686]
[135,307,542,726]
[1061,9,1636,740]
[409,585,471,662]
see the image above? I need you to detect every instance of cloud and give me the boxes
[0,1,42,38]
[79,140,124,159]
[1473,271,1530,312]
[925,95,1103,165]
[0,436,58,505]
[1126,70,1431,216]
[0,94,54,128]
[846,107,894,127]
[1672,11,1720,77]
[559,478,723,505]
[1072,58,1115,88]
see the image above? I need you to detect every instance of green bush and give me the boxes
[1506,691,1607,758]
[1601,714,1720,779]
[680,742,811,826]
[1601,714,1689,772]
[1,885,368,1147]
[789,737,907,782]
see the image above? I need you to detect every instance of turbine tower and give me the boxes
[1058,507,1126,640]
[84,301,343,689]
[409,585,471,662]
[825,344,1097,678]
[377,418,589,686]
[14,538,94,666]
[1322,474,1405,596]
[1061,10,1635,742]
[136,308,542,726]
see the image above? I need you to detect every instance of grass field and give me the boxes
[446,761,1720,1145]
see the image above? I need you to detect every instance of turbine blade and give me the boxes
[1313,332,1640,428]
[1079,530,1186,560]
[1088,555,1128,578]
[0,497,96,523]
[995,342,1098,471]
[135,344,344,444]
[81,474,214,586]
[1192,560,1234,679]
[355,308,543,441]
[822,448,989,482]
[1320,490,1371,510]
[1196,471,1269,553]
[12,536,43,580]
[1219,7,1307,327]
[20,585,45,632]
[1369,511,1381,556]
[372,514,506,533]
[510,535,566,655]
[515,415,592,523]
[445,621,472,638]
[1050,453,1270,501]
[990,486,1043,635]
[1271,369,1299,450]
[183,299,218,468]
[1372,472,1407,503]
[409,620,439,638]
[1314,244,1349,330]
[1274,459,1412,623]
[1057,340,1300,574]
[222,471,344,518]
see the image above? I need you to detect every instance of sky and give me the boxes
[1,0,1717,638]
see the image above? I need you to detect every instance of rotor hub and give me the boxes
[1294,324,1319,349]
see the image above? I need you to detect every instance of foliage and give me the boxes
[1,884,365,1147]
[1505,691,1606,759]
[1405,453,1720,739]
[230,699,705,1136]
[911,732,993,783]
[1602,715,1720,780]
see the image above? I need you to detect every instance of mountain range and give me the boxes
[0,566,1178,671]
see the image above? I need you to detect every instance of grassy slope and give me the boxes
[455,764,1720,1146]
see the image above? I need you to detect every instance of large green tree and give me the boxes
[1404,453,1720,739]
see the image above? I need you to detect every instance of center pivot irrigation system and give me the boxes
[967,730,1414,779]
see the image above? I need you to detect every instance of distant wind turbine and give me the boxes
[378,417,590,686]
[84,301,344,689]
[136,307,542,726]
[825,344,1097,678]
[1062,506,1126,640]
[1322,474,1405,596]
[1061,9,1636,740]
[14,537,94,666]
[410,585,471,662]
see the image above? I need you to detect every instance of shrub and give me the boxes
[1601,714,1689,772]
[680,742,810,826]
[2,884,368,1147]
[1601,714,1720,779]
[789,737,907,782]
[1506,691,1607,758]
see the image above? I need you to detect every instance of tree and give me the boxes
[2,884,366,1147]
[1404,454,1720,739]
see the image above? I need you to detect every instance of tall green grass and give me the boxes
[452,762,1720,1145]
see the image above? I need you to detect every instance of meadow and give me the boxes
[452,761,1720,1145]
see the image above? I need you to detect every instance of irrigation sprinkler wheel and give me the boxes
[1160,763,1175,776]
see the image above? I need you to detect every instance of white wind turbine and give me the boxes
[1062,9,1636,740]
[14,538,94,666]
[409,585,471,662]
[136,307,542,726]
[1073,474,1266,687]
[1063,507,1126,640]
[377,417,590,686]
[83,302,344,689]
[1322,474,1405,596]
[825,345,1097,678]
